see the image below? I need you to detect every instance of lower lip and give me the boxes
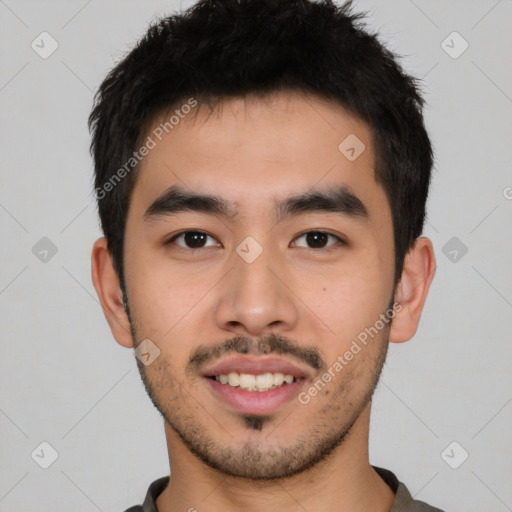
[205,378,305,415]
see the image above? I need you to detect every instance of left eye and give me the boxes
[166,230,343,250]
[292,231,343,250]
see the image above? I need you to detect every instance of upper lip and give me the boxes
[201,355,313,380]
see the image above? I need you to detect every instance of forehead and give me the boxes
[128,91,388,224]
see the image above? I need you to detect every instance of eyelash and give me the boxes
[165,230,346,252]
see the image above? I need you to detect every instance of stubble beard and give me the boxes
[130,333,389,480]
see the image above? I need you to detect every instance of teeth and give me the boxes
[283,374,294,384]
[239,373,256,388]
[256,373,274,389]
[273,372,285,386]
[214,371,296,391]
[227,372,240,387]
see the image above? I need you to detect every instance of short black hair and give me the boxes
[89,0,433,294]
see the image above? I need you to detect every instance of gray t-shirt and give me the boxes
[124,466,445,511]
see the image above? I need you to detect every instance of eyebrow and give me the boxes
[144,184,369,224]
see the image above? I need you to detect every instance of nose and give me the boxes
[214,242,299,337]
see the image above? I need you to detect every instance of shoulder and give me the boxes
[122,476,170,512]
[393,479,446,511]
[394,481,446,512]
[372,465,446,512]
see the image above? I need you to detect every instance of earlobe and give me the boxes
[388,237,436,344]
[91,237,134,348]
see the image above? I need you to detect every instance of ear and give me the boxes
[389,237,436,344]
[91,237,134,348]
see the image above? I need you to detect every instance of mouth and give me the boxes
[208,371,300,391]
[201,356,310,415]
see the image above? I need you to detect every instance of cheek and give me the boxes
[123,246,179,336]
[124,247,220,354]
[300,257,392,341]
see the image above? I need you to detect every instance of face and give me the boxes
[122,91,397,479]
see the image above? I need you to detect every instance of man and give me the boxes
[89,0,442,510]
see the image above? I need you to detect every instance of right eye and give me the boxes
[165,230,220,250]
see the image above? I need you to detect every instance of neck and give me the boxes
[156,404,395,512]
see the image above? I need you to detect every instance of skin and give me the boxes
[92,90,435,512]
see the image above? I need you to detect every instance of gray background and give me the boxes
[1,0,511,510]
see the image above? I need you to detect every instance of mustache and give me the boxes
[187,333,326,374]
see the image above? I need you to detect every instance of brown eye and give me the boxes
[293,231,343,250]
[167,231,219,249]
